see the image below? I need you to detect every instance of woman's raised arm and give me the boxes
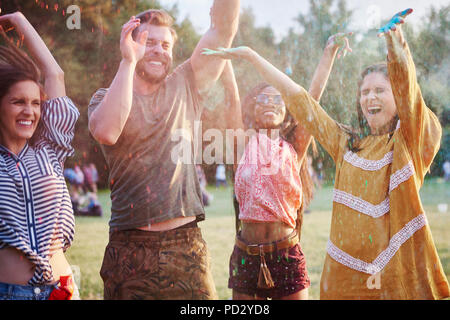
[381,9,442,179]
[0,11,65,98]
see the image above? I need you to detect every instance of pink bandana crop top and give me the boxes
[234,133,302,228]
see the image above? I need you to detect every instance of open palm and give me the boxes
[120,16,148,63]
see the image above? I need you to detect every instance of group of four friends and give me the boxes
[0,1,449,300]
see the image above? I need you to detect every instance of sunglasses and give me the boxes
[255,94,284,106]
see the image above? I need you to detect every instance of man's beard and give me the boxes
[135,59,172,84]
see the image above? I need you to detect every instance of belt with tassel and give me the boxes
[234,231,299,289]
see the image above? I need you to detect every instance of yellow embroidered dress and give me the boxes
[286,38,450,299]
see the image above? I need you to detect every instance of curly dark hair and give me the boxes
[235,83,316,238]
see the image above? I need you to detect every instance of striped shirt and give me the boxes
[0,96,79,285]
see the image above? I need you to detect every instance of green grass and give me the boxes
[66,179,450,300]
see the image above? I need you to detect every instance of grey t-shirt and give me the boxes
[88,60,205,231]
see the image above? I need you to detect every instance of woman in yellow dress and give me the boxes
[203,9,449,299]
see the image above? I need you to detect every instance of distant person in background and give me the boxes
[73,164,86,206]
[307,155,319,187]
[316,159,323,184]
[215,164,227,188]
[65,164,102,217]
[82,163,102,215]
[443,160,450,182]
[64,167,82,213]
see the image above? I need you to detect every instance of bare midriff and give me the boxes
[240,221,294,244]
[136,216,196,232]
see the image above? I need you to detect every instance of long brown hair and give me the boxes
[234,83,316,236]
[0,34,45,146]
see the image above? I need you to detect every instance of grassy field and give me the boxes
[66,179,450,300]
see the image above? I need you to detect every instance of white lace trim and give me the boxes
[326,214,427,274]
[389,161,414,193]
[344,151,393,171]
[333,161,415,217]
[333,189,390,218]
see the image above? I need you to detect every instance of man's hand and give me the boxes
[378,8,413,37]
[325,32,353,59]
[120,16,148,64]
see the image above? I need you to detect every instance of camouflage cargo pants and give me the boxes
[100,224,217,300]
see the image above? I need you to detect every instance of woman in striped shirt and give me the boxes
[0,12,79,300]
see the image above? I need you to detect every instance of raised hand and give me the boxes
[120,16,148,64]
[378,8,413,37]
[326,32,353,59]
[201,46,253,60]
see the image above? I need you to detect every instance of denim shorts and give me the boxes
[0,282,54,300]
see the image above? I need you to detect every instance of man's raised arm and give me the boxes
[190,0,240,92]
[88,17,147,146]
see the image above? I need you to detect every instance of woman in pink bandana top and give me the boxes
[216,33,353,300]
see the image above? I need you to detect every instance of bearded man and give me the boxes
[88,2,240,300]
